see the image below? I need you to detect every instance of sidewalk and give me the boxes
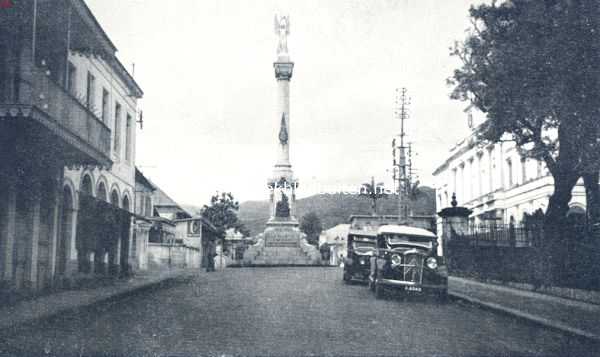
[0,268,197,332]
[449,276,600,342]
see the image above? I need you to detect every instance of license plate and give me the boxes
[405,286,422,292]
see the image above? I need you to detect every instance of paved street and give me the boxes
[1,268,598,356]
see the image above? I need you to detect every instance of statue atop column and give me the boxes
[274,14,290,58]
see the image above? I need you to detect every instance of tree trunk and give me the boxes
[545,172,579,226]
[539,170,579,287]
[583,171,600,225]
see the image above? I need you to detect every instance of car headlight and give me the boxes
[426,257,438,270]
[391,254,401,267]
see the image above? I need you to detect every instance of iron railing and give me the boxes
[453,224,540,247]
[446,223,600,291]
[2,62,112,163]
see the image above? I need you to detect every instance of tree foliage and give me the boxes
[202,192,246,238]
[359,176,388,215]
[449,0,600,225]
[300,211,323,246]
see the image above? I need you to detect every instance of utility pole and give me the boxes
[407,142,413,189]
[394,88,410,224]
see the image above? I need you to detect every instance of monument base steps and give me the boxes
[242,224,321,266]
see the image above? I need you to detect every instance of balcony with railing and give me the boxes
[0,59,112,168]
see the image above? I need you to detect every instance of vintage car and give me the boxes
[343,230,377,283]
[369,225,448,300]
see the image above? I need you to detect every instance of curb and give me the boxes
[448,290,600,343]
[0,272,193,334]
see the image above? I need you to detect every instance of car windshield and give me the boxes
[385,234,433,247]
[353,241,375,250]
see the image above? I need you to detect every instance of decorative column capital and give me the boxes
[274,62,294,80]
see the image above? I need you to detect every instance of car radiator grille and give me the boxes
[402,254,424,284]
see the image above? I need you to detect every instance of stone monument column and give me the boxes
[268,14,298,225]
[243,14,320,266]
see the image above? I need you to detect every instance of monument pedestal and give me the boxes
[243,219,321,266]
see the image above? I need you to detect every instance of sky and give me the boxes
[86,0,482,206]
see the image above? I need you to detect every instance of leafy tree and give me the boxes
[449,0,600,228]
[359,176,388,215]
[300,211,323,247]
[407,179,422,214]
[201,192,243,238]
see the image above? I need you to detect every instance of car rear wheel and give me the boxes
[375,282,385,299]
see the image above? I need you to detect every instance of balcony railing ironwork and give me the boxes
[1,63,112,167]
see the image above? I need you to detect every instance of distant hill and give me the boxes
[238,187,436,236]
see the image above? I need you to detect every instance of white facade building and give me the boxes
[63,47,142,275]
[319,224,350,266]
[433,112,586,226]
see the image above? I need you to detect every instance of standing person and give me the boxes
[206,239,216,272]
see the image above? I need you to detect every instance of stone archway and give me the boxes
[110,190,120,207]
[119,194,131,275]
[94,180,108,274]
[81,174,93,197]
[36,178,57,290]
[57,185,74,277]
[122,195,130,212]
[123,194,136,269]
[107,189,121,276]
[76,174,95,274]
[97,181,107,202]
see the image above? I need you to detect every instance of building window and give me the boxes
[469,158,474,201]
[66,62,77,95]
[488,148,494,192]
[101,89,109,123]
[86,71,95,110]
[114,102,122,156]
[125,114,132,162]
[459,164,465,202]
[477,154,483,198]
[452,168,457,196]
[145,196,152,217]
[521,158,527,183]
[507,159,513,187]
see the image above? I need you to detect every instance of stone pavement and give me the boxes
[0,268,197,332]
[449,276,600,342]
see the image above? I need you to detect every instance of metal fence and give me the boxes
[446,224,600,291]
[455,223,540,247]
